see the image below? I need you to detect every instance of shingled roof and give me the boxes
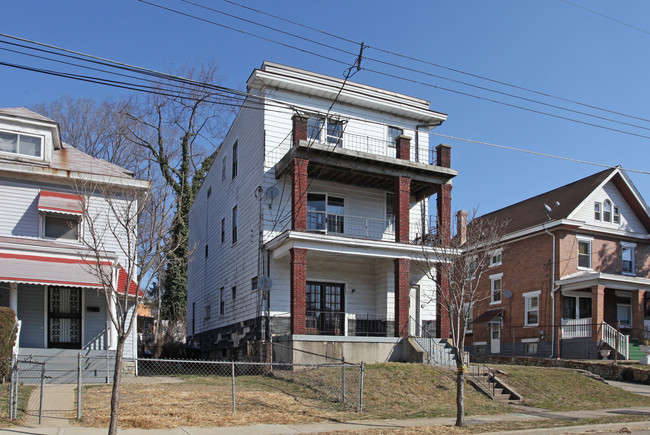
[0,107,57,124]
[475,167,618,234]
[52,144,135,178]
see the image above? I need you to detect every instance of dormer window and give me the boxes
[0,130,43,159]
[603,200,612,222]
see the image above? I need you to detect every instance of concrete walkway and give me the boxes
[22,384,76,427]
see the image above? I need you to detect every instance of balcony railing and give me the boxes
[560,317,592,339]
[307,210,393,240]
[343,133,396,158]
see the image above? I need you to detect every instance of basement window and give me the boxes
[524,343,537,355]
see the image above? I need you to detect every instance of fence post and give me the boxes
[39,364,45,425]
[231,361,236,414]
[341,365,346,404]
[77,353,82,420]
[358,362,364,413]
[13,359,19,420]
[9,354,15,420]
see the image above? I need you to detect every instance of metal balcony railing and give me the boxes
[307,210,393,240]
[343,133,396,158]
[350,313,394,337]
[306,310,345,336]
[560,317,592,338]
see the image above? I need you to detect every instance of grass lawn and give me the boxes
[0,384,34,426]
[75,362,650,430]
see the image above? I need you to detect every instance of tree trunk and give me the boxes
[108,336,126,435]
[455,351,465,427]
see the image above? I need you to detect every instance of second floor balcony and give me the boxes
[307,210,394,241]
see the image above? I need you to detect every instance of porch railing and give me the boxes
[560,317,592,339]
[602,321,630,360]
[307,211,392,241]
[349,313,394,337]
[305,310,344,336]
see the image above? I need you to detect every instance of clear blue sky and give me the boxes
[2,0,649,217]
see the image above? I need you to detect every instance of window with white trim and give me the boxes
[489,249,502,267]
[387,126,403,158]
[613,206,620,224]
[525,342,537,355]
[594,202,601,221]
[578,237,592,269]
[307,116,344,146]
[524,291,540,326]
[603,200,612,222]
[490,273,503,304]
[232,140,238,179]
[622,242,635,275]
[44,213,79,241]
[221,157,227,181]
[0,130,43,159]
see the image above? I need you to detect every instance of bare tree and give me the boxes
[418,209,508,427]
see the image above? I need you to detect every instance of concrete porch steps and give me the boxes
[17,348,116,384]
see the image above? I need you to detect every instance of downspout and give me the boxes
[545,226,560,358]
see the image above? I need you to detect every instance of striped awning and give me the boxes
[0,253,110,288]
[38,190,83,215]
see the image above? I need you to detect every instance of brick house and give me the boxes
[466,167,650,359]
[187,62,457,362]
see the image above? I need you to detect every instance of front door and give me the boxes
[306,282,344,335]
[48,287,82,348]
[409,285,420,336]
[490,323,501,354]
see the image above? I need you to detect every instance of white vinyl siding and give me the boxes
[572,181,645,233]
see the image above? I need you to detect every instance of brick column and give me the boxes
[394,258,410,337]
[436,183,452,243]
[436,143,451,168]
[633,290,645,340]
[436,267,450,339]
[292,113,309,146]
[394,176,411,243]
[291,157,309,231]
[396,135,411,161]
[591,285,605,340]
[290,247,308,335]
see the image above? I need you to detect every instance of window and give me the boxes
[220,287,225,315]
[524,291,540,326]
[251,276,258,291]
[489,249,502,267]
[475,345,486,355]
[307,194,344,234]
[564,296,592,319]
[387,126,403,158]
[232,141,238,179]
[603,200,612,222]
[307,116,323,142]
[326,119,343,146]
[221,218,225,243]
[490,273,503,304]
[207,186,212,198]
[385,193,395,232]
[44,213,79,240]
[0,131,43,158]
[232,286,237,300]
[205,244,209,258]
[464,302,473,333]
[205,305,211,319]
[525,343,537,355]
[614,206,620,224]
[232,206,237,244]
[594,202,601,221]
[578,237,592,269]
[307,116,344,146]
[221,157,227,181]
[622,243,635,274]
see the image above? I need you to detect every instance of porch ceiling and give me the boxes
[274,141,457,199]
[557,271,650,292]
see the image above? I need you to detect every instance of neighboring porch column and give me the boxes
[436,143,451,168]
[108,294,118,350]
[9,283,17,313]
[394,176,411,243]
[633,289,645,340]
[591,285,605,340]
[292,113,309,146]
[291,158,309,231]
[435,180,452,340]
[436,183,452,243]
[396,135,411,161]
[394,258,410,338]
[436,270,451,339]
[290,248,308,335]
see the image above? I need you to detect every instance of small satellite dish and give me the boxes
[504,290,513,299]
[259,276,273,291]
[543,203,552,213]
[265,187,279,199]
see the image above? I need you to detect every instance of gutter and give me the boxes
[545,226,560,358]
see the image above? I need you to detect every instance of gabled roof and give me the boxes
[475,167,650,235]
[52,144,135,178]
[0,107,57,124]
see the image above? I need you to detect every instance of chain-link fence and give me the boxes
[8,357,46,424]
[77,345,365,426]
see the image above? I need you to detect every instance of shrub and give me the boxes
[0,306,17,381]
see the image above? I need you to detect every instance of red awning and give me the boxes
[0,253,110,288]
[473,308,504,324]
[38,190,82,215]
[117,265,143,297]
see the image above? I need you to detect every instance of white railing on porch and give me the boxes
[560,317,592,339]
[602,321,630,360]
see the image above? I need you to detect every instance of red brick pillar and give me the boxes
[396,135,411,161]
[292,113,309,146]
[591,285,605,340]
[436,183,452,243]
[290,247,308,335]
[633,290,645,340]
[394,258,410,337]
[436,268,451,339]
[394,176,411,243]
[436,143,451,168]
[291,157,309,231]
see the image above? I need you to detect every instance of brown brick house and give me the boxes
[466,167,650,359]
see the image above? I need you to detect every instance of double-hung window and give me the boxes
[489,249,502,267]
[307,116,343,146]
[577,236,592,269]
[387,126,403,158]
[603,200,612,222]
[622,242,635,275]
[0,130,43,159]
[523,291,540,326]
[232,206,238,244]
[490,273,503,304]
[307,193,344,234]
[594,202,601,221]
[232,141,238,179]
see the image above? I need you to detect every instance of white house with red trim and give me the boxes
[187,63,456,362]
[0,107,147,362]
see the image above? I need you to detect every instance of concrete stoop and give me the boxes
[468,371,523,404]
[18,348,117,384]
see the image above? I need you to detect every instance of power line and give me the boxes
[560,0,650,36]
[431,132,650,175]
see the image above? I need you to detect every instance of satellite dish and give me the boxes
[259,276,273,291]
[543,203,552,213]
[504,290,513,300]
[265,187,279,199]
